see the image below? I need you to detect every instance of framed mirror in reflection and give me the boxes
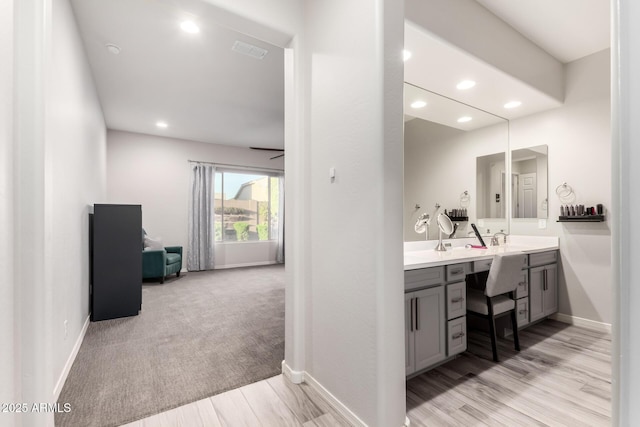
[403,83,509,241]
[511,145,548,219]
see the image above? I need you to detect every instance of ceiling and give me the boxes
[70,1,610,148]
[404,83,506,131]
[403,1,610,129]
[476,0,611,64]
[70,0,285,149]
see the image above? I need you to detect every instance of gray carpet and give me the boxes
[55,265,285,427]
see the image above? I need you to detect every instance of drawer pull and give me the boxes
[410,298,414,332]
[519,309,528,314]
[451,297,465,303]
[518,282,526,287]
[452,332,465,339]
[450,269,463,275]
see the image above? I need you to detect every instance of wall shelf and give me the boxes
[557,215,605,223]
[447,216,469,222]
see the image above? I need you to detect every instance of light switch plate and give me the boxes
[538,218,547,229]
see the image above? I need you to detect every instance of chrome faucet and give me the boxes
[490,232,508,246]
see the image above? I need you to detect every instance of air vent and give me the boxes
[232,40,268,60]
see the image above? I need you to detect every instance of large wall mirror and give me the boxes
[404,83,509,241]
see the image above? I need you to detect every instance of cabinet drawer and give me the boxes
[515,271,528,299]
[473,258,493,272]
[447,316,467,356]
[516,297,530,327]
[446,282,466,320]
[529,250,557,267]
[405,266,445,291]
[446,263,469,282]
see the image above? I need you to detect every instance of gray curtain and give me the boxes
[187,164,215,271]
[276,175,285,263]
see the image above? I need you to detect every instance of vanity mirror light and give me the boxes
[511,145,548,219]
[404,83,509,241]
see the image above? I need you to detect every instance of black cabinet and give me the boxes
[90,204,142,321]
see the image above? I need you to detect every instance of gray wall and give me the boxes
[107,130,283,269]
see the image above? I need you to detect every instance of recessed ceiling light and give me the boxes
[403,50,412,61]
[156,121,168,128]
[410,100,427,109]
[105,43,121,55]
[456,80,476,90]
[504,101,522,109]
[457,116,472,123]
[180,21,200,34]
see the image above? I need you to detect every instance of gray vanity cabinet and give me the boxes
[529,261,558,322]
[405,286,446,375]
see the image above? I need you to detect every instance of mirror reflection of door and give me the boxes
[511,145,548,219]
[511,174,518,217]
[519,173,537,218]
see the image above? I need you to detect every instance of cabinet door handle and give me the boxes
[416,297,420,331]
[452,332,465,339]
[451,297,465,303]
[451,268,463,275]
[410,298,414,332]
[519,309,528,314]
[518,282,526,287]
[543,269,548,291]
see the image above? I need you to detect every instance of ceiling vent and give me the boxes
[232,40,268,60]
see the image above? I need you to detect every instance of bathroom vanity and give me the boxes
[404,236,559,377]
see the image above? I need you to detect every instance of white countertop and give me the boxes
[404,235,559,270]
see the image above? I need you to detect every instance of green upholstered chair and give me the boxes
[142,230,183,283]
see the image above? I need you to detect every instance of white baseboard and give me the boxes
[53,315,89,400]
[304,372,368,427]
[215,260,279,270]
[551,313,612,333]
[281,360,304,384]
[281,364,407,427]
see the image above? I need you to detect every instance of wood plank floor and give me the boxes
[122,320,610,427]
[407,319,612,427]
[120,374,352,427]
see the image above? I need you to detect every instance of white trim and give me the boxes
[214,260,280,270]
[281,360,304,384]
[551,313,612,334]
[304,372,368,427]
[405,416,411,426]
[53,315,89,400]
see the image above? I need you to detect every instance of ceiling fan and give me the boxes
[250,147,284,159]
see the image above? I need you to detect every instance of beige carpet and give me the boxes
[55,264,285,427]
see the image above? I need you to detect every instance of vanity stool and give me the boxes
[466,252,524,362]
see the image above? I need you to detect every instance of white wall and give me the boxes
[300,0,406,425]
[509,49,611,325]
[404,119,509,241]
[9,0,106,424]
[615,1,640,422]
[0,0,16,420]
[48,0,107,399]
[106,130,283,269]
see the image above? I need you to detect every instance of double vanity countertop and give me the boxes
[404,235,559,271]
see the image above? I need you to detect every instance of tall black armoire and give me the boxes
[90,204,142,321]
